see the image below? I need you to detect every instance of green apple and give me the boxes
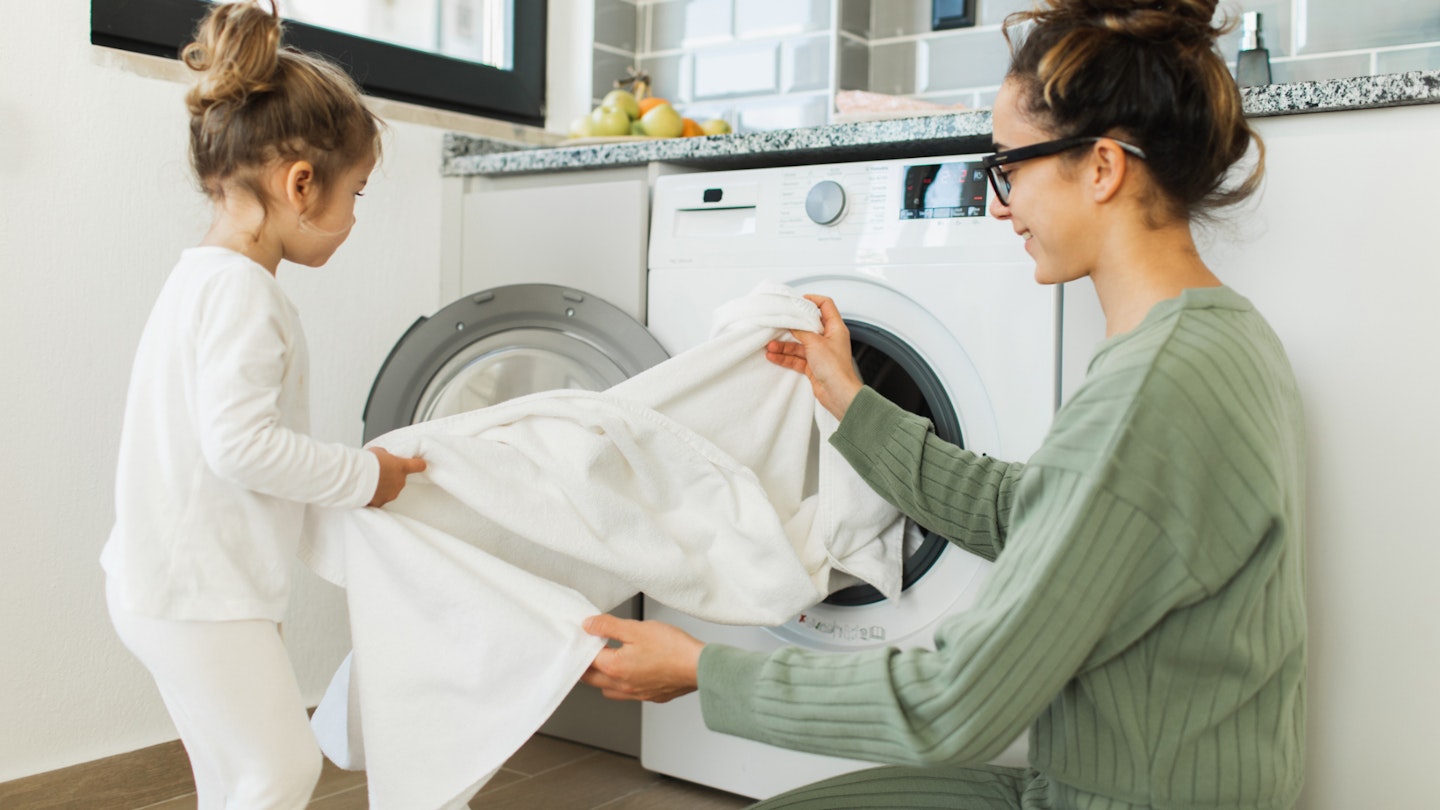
[640,102,684,138]
[601,89,641,120]
[568,114,595,137]
[630,120,647,136]
[589,105,632,137]
[699,118,732,136]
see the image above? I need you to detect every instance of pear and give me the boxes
[639,102,684,138]
[568,114,595,137]
[589,106,632,137]
[700,118,732,136]
[601,89,641,120]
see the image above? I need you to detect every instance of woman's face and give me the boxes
[988,80,1096,286]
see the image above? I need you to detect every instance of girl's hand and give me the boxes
[581,615,703,703]
[765,294,864,420]
[366,447,426,507]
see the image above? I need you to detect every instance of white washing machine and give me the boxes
[364,173,667,757]
[642,154,1069,799]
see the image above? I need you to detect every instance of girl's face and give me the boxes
[988,81,1096,285]
[287,153,376,267]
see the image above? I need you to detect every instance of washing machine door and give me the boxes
[363,283,668,442]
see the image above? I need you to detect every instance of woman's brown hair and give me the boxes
[1004,0,1263,223]
[182,0,381,213]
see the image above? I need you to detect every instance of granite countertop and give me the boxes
[444,70,1440,177]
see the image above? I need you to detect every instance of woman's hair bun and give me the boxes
[181,0,283,116]
[1041,0,1224,44]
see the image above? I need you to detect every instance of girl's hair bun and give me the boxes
[181,0,283,117]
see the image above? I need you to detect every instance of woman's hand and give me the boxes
[766,294,864,420]
[366,447,426,507]
[581,614,703,703]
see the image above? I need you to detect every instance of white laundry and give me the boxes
[301,282,905,810]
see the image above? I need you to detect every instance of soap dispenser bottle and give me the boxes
[1236,11,1272,86]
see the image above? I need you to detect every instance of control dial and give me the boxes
[805,180,846,226]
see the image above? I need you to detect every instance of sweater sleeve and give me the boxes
[698,461,1208,766]
[191,267,379,508]
[829,386,1026,561]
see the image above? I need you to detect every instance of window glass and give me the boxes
[92,0,544,125]
[281,0,514,71]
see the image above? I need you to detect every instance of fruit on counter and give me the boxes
[639,102,684,138]
[588,105,632,137]
[564,69,734,139]
[601,89,641,120]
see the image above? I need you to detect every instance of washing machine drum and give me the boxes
[826,320,963,607]
[363,284,669,443]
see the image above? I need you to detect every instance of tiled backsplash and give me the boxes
[591,0,1440,132]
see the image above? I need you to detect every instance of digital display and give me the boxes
[900,162,988,220]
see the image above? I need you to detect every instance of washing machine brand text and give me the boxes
[797,614,887,642]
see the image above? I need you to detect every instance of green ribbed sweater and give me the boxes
[699,287,1307,809]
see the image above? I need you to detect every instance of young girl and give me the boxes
[584,1,1306,808]
[102,2,424,805]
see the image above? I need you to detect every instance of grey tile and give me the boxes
[650,0,734,51]
[1377,45,1440,74]
[734,0,830,39]
[594,0,639,51]
[838,35,871,91]
[638,53,688,102]
[782,34,833,93]
[979,0,1039,28]
[1299,0,1440,54]
[872,0,932,38]
[920,28,1012,92]
[1271,53,1373,84]
[593,47,639,102]
[692,41,780,98]
[869,40,919,94]
[840,0,871,38]
[735,93,830,131]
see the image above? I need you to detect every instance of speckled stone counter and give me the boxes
[443,69,1440,177]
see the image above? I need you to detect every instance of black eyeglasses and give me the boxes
[980,136,1148,206]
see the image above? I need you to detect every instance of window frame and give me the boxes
[91,0,547,127]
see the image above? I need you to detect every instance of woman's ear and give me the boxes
[1088,140,1130,204]
[283,160,318,214]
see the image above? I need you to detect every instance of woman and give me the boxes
[582,1,1306,807]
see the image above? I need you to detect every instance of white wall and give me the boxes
[1209,105,1440,810]
[1067,103,1440,808]
[0,4,556,781]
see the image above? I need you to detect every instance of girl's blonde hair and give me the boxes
[1004,0,1264,225]
[181,0,381,210]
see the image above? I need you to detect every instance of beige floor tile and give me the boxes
[499,733,602,776]
[595,777,755,810]
[471,750,659,809]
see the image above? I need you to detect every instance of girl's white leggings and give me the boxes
[107,582,322,809]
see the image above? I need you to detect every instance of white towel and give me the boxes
[301,282,904,809]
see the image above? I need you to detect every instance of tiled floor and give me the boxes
[138,734,755,809]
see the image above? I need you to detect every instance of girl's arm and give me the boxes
[192,267,380,507]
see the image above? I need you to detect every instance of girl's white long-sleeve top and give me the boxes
[103,247,379,622]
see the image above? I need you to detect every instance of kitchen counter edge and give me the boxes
[443,69,1440,177]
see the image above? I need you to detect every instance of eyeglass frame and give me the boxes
[980,136,1148,206]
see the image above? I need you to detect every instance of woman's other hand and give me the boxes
[765,294,864,420]
[366,447,426,507]
[581,614,703,703]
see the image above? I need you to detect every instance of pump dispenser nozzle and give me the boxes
[1237,11,1273,87]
